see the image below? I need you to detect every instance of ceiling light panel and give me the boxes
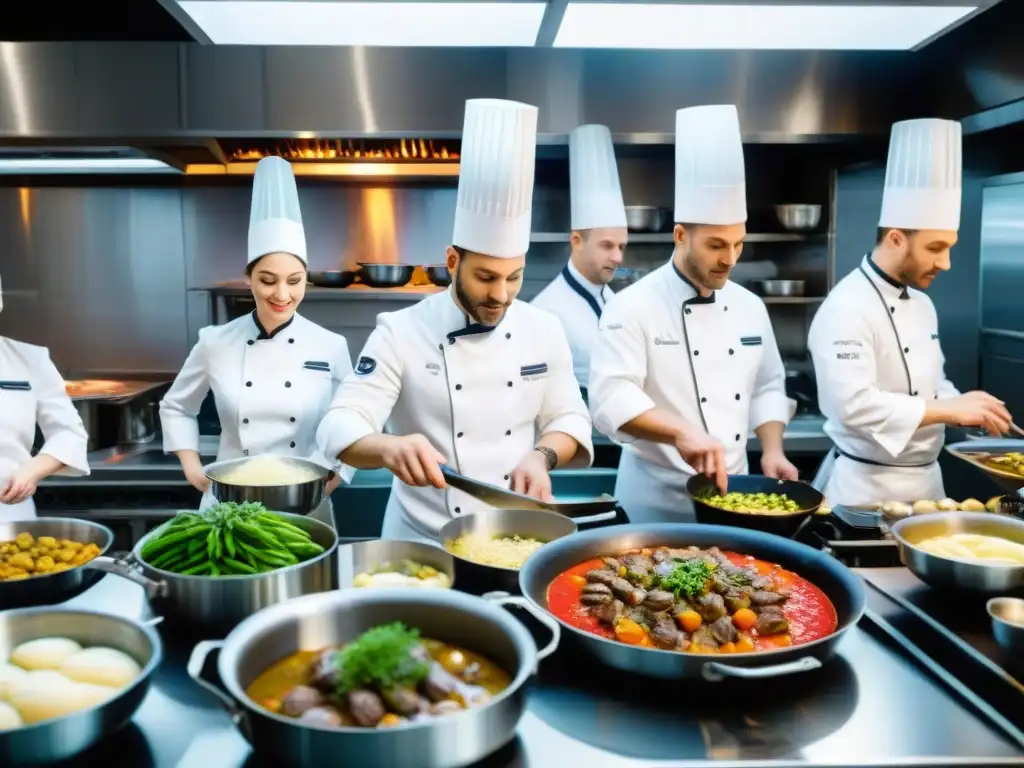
[0,159,179,174]
[176,1,547,46]
[553,3,978,50]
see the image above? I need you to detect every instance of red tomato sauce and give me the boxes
[545,552,838,653]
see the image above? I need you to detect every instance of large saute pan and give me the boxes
[687,474,824,538]
[187,588,559,768]
[518,523,865,681]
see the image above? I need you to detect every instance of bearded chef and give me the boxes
[160,157,353,527]
[588,104,795,524]
[0,272,90,520]
[316,98,593,543]
[808,118,1011,506]
[532,124,628,392]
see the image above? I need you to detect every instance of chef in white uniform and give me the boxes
[317,98,593,543]
[160,157,353,526]
[809,118,1011,506]
[589,105,795,524]
[532,124,628,391]
[0,272,90,520]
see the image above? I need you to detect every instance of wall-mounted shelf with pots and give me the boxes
[530,232,825,244]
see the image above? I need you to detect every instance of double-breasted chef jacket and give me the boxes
[589,259,790,523]
[316,288,594,541]
[808,255,959,505]
[0,338,90,520]
[159,311,354,505]
[532,260,613,391]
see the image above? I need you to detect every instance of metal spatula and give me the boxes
[439,464,618,523]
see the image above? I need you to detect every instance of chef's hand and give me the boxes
[0,464,40,505]
[942,391,1012,435]
[761,450,799,482]
[381,434,447,489]
[674,428,728,494]
[325,473,341,495]
[510,450,554,502]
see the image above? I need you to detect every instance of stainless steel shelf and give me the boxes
[763,296,827,304]
[530,232,824,244]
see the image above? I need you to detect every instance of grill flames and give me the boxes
[231,139,459,163]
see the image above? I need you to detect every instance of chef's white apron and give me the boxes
[613,449,696,525]
[822,453,945,507]
[380,494,437,545]
[199,490,336,530]
[0,497,36,522]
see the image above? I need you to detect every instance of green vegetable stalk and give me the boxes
[334,622,430,695]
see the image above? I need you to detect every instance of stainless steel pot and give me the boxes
[423,264,452,287]
[129,511,339,636]
[0,607,162,765]
[988,597,1024,653]
[439,509,578,596]
[754,279,806,297]
[517,523,865,681]
[624,206,667,233]
[187,588,560,768]
[358,263,415,288]
[892,512,1024,595]
[774,204,821,231]
[69,381,167,451]
[205,455,330,516]
[338,539,456,589]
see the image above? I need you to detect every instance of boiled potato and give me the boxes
[8,671,98,724]
[987,496,1003,513]
[961,498,986,512]
[936,498,959,512]
[0,663,27,701]
[0,701,21,730]
[11,638,82,671]
[913,499,938,514]
[60,648,141,688]
[883,501,913,519]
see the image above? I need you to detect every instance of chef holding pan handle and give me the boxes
[0,271,90,520]
[317,98,593,544]
[160,157,354,528]
[808,118,1011,505]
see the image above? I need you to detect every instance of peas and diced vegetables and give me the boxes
[701,491,801,515]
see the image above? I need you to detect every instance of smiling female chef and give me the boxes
[317,99,593,543]
[588,105,795,524]
[159,157,353,527]
[0,271,90,520]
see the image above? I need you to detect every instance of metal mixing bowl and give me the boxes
[892,512,1024,595]
[624,206,667,233]
[988,597,1024,653]
[205,455,330,516]
[774,204,822,231]
[424,264,452,287]
[754,279,806,298]
[338,539,456,589]
[0,607,162,765]
[358,263,415,288]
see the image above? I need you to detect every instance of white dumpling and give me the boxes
[936,498,959,512]
[10,638,82,671]
[0,700,21,730]
[60,648,141,689]
[885,501,913,519]
[0,663,27,701]
[8,670,100,724]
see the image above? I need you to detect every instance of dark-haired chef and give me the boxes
[588,105,794,524]
[317,98,593,543]
[809,118,1011,506]
[0,271,90,520]
[532,124,628,392]
[160,157,353,526]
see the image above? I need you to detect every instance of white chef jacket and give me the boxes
[589,259,790,523]
[316,288,594,541]
[160,312,354,488]
[531,260,614,390]
[808,255,959,505]
[0,338,90,520]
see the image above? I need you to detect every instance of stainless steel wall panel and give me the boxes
[183,46,267,133]
[0,43,76,136]
[979,182,1024,334]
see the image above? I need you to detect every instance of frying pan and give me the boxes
[439,465,618,525]
[686,474,824,538]
[946,438,1024,493]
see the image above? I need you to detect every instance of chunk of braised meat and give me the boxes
[751,590,787,606]
[755,608,790,635]
[710,615,739,644]
[586,569,617,587]
[651,548,673,564]
[642,589,675,612]
[381,685,421,715]
[581,590,613,606]
[601,557,622,571]
[583,582,612,597]
[690,626,720,650]
[462,662,482,684]
[429,700,463,716]
[709,575,734,595]
[650,615,684,650]
[310,648,342,691]
[281,685,325,717]
[298,705,345,727]
[593,598,625,625]
[621,552,654,573]
[423,662,459,702]
[347,689,386,727]
[609,577,647,606]
[724,591,752,613]
[698,592,727,622]
[751,575,773,590]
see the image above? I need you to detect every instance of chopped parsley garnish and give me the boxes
[660,559,714,600]
[335,622,430,695]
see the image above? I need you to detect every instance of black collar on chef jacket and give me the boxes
[866,256,909,300]
[672,260,715,305]
[445,308,510,345]
[250,310,295,341]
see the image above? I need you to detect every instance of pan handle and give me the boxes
[701,655,821,682]
[187,640,252,739]
[86,556,168,600]
[572,510,620,526]
[483,591,561,666]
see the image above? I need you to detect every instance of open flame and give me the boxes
[230,139,459,162]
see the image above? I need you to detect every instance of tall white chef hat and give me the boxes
[879,118,962,231]
[674,105,747,225]
[248,156,307,265]
[452,98,538,258]
[570,124,627,231]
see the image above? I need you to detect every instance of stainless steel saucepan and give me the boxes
[187,588,560,768]
[205,455,331,516]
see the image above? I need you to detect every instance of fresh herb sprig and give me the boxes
[660,559,715,599]
[335,622,430,695]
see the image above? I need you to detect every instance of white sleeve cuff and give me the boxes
[591,386,657,446]
[40,434,90,477]
[872,395,928,458]
[749,391,793,430]
[161,416,201,454]
[316,409,377,467]
[543,413,594,468]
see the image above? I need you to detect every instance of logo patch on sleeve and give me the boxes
[355,356,377,375]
